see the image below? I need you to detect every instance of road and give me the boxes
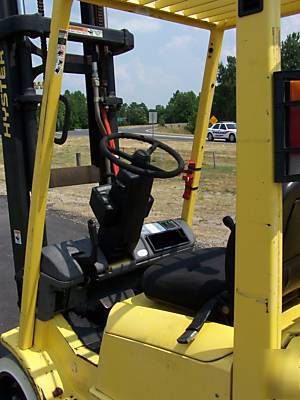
[70,126,194,142]
[0,196,87,356]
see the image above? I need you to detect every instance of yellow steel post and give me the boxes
[181,28,224,226]
[19,0,73,350]
[233,1,282,399]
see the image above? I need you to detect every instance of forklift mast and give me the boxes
[0,0,133,303]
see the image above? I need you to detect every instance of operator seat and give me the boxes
[143,182,300,318]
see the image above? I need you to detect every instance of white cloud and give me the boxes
[114,55,181,106]
[281,15,300,39]
[108,13,161,34]
[160,34,193,53]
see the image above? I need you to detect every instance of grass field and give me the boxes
[154,124,191,135]
[0,137,236,247]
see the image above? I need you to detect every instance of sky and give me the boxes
[24,0,300,108]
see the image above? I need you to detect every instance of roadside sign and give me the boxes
[149,111,158,124]
[210,115,218,125]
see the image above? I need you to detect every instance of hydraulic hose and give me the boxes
[101,108,119,176]
[92,61,107,138]
[92,61,114,181]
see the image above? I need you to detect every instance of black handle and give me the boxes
[54,95,71,145]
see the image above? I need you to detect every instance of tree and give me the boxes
[186,95,200,133]
[155,104,166,125]
[126,102,148,125]
[118,103,129,125]
[56,90,88,131]
[164,90,198,124]
[212,56,236,122]
[211,33,300,122]
[67,90,88,130]
[281,32,300,71]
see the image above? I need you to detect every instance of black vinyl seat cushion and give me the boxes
[143,247,226,311]
[143,183,300,315]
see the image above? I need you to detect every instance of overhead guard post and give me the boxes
[181,28,224,226]
[19,0,73,350]
[233,1,282,398]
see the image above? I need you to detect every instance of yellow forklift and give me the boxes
[1,0,300,398]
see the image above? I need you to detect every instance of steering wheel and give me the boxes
[100,133,185,179]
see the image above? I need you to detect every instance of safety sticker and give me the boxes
[14,229,22,245]
[54,30,68,75]
[68,25,103,38]
[142,223,166,235]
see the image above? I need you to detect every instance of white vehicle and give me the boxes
[207,121,237,142]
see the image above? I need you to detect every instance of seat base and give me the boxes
[143,247,226,312]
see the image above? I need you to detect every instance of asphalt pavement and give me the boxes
[0,196,87,356]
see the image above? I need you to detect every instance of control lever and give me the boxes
[223,216,235,232]
[88,219,107,275]
[177,296,220,344]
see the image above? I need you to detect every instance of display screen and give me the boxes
[146,228,189,252]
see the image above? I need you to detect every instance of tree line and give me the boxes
[211,32,300,123]
[56,32,300,133]
[118,90,199,132]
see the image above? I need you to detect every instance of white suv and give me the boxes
[207,122,237,143]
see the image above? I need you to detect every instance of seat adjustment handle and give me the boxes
[177,296,220,344]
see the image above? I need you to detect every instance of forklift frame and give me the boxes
[0,0,133,303]
[1,0,300,399]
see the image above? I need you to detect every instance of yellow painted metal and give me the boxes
[153,0,182,9]
[83,0,214,30]
[2,316,99,399]
[170,0,233,14]
[2,328,64,399]
[19,0,73,350]
[3,296,300,399]
[184,2,234,17]
[106,294,234,361]
[233,1,282,399]
[79,0,300,29]
[2,0,300,398]
[181,28,223,225]
[2,295,233,399]
[96,294,233,399]
[282,303,300,331]
[98,334,231,399]
[208,11,235,24]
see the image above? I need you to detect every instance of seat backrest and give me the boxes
[283,182,300,260]
[225,182,300,305]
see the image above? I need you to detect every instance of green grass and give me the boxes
[203,164,236,174]
[155,125,191,135]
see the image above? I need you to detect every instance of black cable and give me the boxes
[37,0,47,68]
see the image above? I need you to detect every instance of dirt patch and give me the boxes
[0,138,236,247]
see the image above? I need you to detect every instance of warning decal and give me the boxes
[14,229,22,245]
[54,30,68,75]
[68,25,103,38]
